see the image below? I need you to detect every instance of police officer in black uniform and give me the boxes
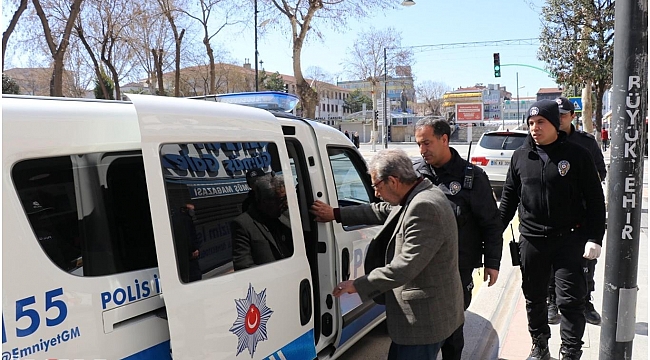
[499,100,605,360]
[546,97,607,326]
[413,117,503,360]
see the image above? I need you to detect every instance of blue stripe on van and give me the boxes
[264,329,317,360]
[122,340,171,360]
[339,304,385,345]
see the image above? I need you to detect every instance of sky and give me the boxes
[219,0,558,98]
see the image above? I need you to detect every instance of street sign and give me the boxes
[455,103,483,122]
[568,96,583,112]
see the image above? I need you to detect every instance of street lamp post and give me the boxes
[383,47,388,149]
[254,0,259,91]
[516,72,520,125]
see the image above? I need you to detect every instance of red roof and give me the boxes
[537,87,562,94]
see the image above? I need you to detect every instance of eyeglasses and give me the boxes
[371,179,384,190]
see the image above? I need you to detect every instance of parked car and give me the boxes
[470,130,528,196]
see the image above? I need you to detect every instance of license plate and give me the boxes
[491,160,510,166]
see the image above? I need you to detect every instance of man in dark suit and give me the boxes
[231,174,293,270]
[311,149,464,360]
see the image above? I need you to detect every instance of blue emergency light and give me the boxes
[212,91,299,112]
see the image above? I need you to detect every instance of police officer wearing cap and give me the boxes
[545,97,607,327]
[499,99,605,360]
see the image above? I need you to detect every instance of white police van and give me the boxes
[2,92,384,359]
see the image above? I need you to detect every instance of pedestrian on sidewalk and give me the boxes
[601,127,609,152]
[412,117,503,360]
[545,97,607,327]
[311,149,464,360]
[499,100,606,360]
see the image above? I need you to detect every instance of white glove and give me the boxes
[583,241,601,260]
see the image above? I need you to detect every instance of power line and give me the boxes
[405,38,540,53]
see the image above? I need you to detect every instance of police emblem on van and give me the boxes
[558,160,571,176]
[229,283,274,357]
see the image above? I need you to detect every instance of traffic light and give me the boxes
[374,110,379,121]
[493,53,501,78]
[283,83,289,93]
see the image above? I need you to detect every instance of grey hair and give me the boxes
[368,149,419,184]
[415,117,451,139]
[254,174,285,202]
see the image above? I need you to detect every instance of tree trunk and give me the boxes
[174,29,184,97]
[33,0,83,97]
[2,0,29,72]
[204,36,215,94]
[50,52,66,97]
[76,25,110,99]
[105,61,121,100]
[292,46,317,118]
[152,48,165,95]
[582,81,593,134]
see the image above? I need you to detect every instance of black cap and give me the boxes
[555,97,575,114]
[527,99,560,131]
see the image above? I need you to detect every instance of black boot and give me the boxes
[560,345,583,359]
[527,334,550,360]
[584,299,602,325]
[547,296,561,325]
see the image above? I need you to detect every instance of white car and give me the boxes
[470,129,528,193]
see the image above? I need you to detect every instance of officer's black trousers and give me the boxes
[548,258,597,301]
[520,234,587,350]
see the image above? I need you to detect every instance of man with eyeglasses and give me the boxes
[311,149,464,360]
[412,117,503,360]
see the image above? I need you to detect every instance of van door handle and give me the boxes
[341,249,350,281]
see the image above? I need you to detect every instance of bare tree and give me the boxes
[416,80,450,116]
[265,0,395,118]
[343,26,413,137]
[75,21,109,99]
[156,0,187,97]
[2,0,29,71]
[126,1,173,94]
[32,0,84,96]
[180,0,243,94]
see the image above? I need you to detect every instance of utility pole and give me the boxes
[516,72,520,126]
[254,0,259,92]
[383,47,388,149]
[599,0,647,359]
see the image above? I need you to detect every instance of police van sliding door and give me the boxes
[130,95,316,360]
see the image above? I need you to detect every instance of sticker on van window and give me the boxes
[161,142,272,179]
[229,284,273,357]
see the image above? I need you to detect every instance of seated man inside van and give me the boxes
[231,173,293,270]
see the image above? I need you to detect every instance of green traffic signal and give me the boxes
[493,53,501,77]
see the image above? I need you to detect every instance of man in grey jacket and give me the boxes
[311,149,464,360]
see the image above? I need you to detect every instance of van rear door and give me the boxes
[129,95,316,360]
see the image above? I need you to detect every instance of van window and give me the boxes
[159,142,293,283]
[327,147,373,207]
[12,152,158,276]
